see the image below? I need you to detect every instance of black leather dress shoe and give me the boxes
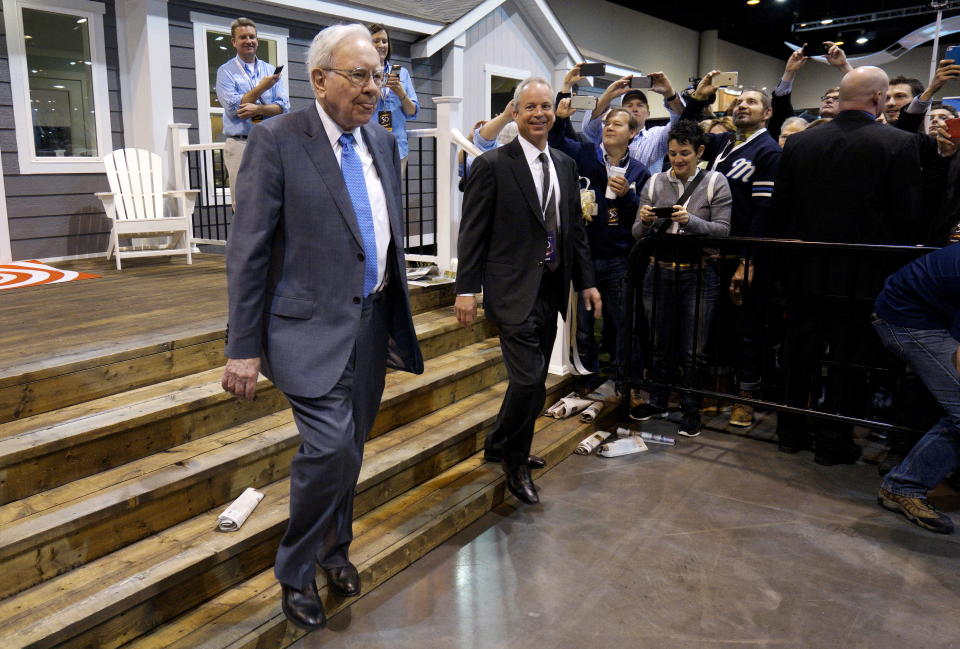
[281,580,326,631]
[324,563,362,597]
[502,460,539,504]
[484,453,546,470]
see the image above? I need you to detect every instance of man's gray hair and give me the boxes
[512,76,553,105]
[306,23,372,75]
[782,116,808,131]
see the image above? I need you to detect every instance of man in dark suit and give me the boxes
[769,66,924,465]
[454,77,601,504]
[221,24,423,632]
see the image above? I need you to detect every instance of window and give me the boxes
[4,0,112,173]
[484,64,530,120]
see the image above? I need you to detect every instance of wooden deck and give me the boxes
[0,255,228,380]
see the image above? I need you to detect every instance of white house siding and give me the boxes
[1,0,122,260]
[462,2,556,132]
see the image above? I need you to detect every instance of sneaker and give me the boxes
[701,398,721,416]
[629,403,667,421]
[877,487,955,534]
[678,412,702,437]
[728,403,754,428]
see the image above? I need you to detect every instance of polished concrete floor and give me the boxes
[293,416,960,649]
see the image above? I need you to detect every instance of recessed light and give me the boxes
[856,36,868,44]
[24,34,32,40]
[821,19,833,25]
[747,0,759,5]
[219,46,227,50]
[215,36,224,41]
[53,84,65,89]
[76,17,87,24]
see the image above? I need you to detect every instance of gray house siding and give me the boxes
[1,0,123,260]
[168,1,441,244]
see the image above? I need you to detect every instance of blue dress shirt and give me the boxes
[215,56,290,137]
[369,61,419,159]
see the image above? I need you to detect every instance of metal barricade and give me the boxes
[619,234,939,437]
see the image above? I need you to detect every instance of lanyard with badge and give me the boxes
[541,161,558,265]
[235,58,265,121]
[378,62,395,132]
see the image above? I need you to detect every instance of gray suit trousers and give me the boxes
[274,292,388,590]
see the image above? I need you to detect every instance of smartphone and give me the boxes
[803,42,828,57]
[579,62,606,77]
[390,64,401,74]
[945,117,960,139]
[569,95,598,111]
[712,71,739,87]
[652,206,675,219]
[630,75,652,89]
[273,64,284,75]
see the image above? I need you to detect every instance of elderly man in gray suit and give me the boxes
[221,24,423,632]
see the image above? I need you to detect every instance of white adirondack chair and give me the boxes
[95,148,199,270]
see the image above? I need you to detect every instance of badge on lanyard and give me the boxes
[378,110,393,132]
[607,207,619,226]
[545,231,557,264]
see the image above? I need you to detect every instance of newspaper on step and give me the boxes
[217,487,265,532]
[545,392,599,419]
[579,401,604,423]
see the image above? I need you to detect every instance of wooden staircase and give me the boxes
[0,283,597,649]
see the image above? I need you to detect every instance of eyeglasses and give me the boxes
[322,67,385,87]
[820,95,839,103]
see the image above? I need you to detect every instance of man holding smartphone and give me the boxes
[215,17,289,209]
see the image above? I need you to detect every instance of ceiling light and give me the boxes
[30,69,37,73]
[821,19,833,25]
[215,36,224,41]
[834,41,844,46]
[856,36,868,44]
[219,46,227,50]
[76,17,87,24]
[799,23,807,27]
[746,0,759,5]
[53,84,65,89]
[24,34,32,39]
[69,61,76,65]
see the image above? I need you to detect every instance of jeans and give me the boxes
[576,255,629,381]
[875,319,960,497]
[642,264,719,414]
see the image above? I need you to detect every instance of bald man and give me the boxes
[769,66,924,465]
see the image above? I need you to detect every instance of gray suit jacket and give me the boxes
[225,105,423,397]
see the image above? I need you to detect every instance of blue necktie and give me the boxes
[338,133,378,297]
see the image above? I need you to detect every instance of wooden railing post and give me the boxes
[431,97,462,274]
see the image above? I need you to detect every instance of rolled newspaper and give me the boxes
[545,392,595,419]
[579,401,604,422]
[575,430,612,455]
[217,487,265,532]
[597,435,648,457]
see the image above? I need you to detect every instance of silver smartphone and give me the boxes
[570,95,598,111]
[712,71,739,87]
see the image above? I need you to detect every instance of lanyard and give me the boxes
[234,57,260,89]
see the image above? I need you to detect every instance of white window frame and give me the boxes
[191,12,289,147]
[484,63,530,120]
[3,0,112,174]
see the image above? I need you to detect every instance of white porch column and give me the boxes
[0,142,10,263]
[431,96,462,274]
[116,0,176,186]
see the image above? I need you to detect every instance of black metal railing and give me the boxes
[403,136,437,256]
[185,147,232,243]
[619,234,939,437]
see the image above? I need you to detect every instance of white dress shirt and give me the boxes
[315,100,390,291]
[517,134,561,232]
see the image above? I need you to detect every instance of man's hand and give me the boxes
[607,175,629,198]
[222,357,261,401]
[237,103,261,119]
[581,287,602,313]
[692,70,720,102]
[563,63,586,93]
[648,71,674,98]
[935,124,958,158]
[729,261,755,306]
[921,59,960,101]
[823,42,851,72]
[783,48,808,81]
[258,71,281,92]
[592,75,631,119]
[454,295,478,328]
[556,97,575,119]
[670,205,689,226]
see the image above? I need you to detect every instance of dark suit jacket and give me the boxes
[456,136,595,325]
[770,110,924,297]
[225,105,424,398]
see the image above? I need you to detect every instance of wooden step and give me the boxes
[0,282,461,426]
[0,310,496,505]
[0,377,579,649]
[0,338,508,600]
[126,412,592,649]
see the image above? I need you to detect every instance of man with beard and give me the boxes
[680,74,781,428]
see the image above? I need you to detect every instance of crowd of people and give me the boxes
[216,16,960,632]
[454,46,960,533]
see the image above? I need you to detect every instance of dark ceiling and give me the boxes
[609,0,960,61]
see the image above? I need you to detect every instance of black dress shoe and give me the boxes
[484,453,546,469]
[281,580,326,631]
[324,563,361,597]
[502,460,539,504]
